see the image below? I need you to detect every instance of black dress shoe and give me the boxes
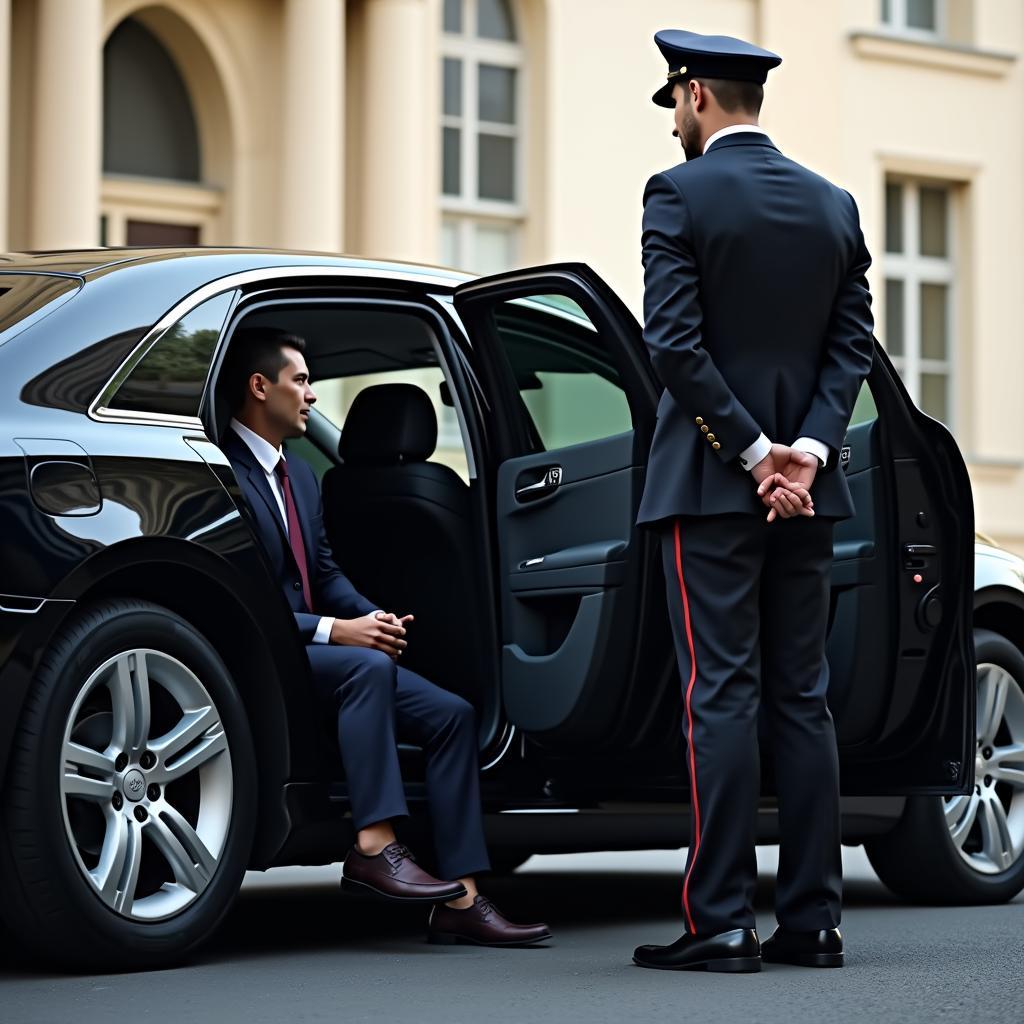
[633,928,761,973]
[761,927,843,968]
[342,843,467,904]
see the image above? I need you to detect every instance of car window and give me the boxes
[849,380,878,427]
[312,366,470,483]
[106,291,235,418]
[489,294,633,450]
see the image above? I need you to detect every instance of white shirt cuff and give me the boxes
[793,437,829,468]
[739,433,772,472]
[312,616,335,644]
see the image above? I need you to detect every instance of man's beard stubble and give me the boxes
[681,108,702,162]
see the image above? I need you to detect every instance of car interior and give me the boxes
[212,302,500,769]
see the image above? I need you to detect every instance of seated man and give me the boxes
[221,327,550,947]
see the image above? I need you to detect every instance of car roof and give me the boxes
[0,247,474,285]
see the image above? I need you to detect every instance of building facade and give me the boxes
[2,0,1023,548]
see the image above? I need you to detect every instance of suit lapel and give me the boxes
[223,431,291,560]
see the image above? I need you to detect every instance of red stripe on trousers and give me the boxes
[674,519,702,935]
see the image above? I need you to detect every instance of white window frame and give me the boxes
[884,178,956,427]
[441,0,525,273]
[880,0,946,41]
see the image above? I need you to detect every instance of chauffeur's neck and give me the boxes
[699,115,759,154]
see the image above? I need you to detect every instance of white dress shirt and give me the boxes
[702,124,830,474]
[230,419,336,644]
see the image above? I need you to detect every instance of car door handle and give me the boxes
[515,466,563,503]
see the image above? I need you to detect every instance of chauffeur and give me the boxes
[221,327,550,948]
[631,32,874,973]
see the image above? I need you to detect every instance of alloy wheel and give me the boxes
[944,661,1024,875]
[59,649,233,920]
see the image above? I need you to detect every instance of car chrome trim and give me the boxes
[481,724,516,772]
[0,593,74,614]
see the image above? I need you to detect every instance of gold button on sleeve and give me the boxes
[712,442,721,450]
[700,425,709,434]
[707,433,716,442]
[695,417,704,426]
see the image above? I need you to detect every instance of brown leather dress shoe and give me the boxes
[427,895,552,947]
[342,843,467,904]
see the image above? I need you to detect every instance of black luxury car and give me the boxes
[0,248,1018,970]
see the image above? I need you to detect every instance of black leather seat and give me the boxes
[321,383,484,706]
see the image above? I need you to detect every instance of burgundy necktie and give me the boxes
[274,458,313,612]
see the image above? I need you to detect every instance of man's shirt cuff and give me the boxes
[312,616,335,644]
[793,436,829,468]
[739,433,772,472]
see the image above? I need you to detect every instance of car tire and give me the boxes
[865,628,1024,905]
[0,599,257,970]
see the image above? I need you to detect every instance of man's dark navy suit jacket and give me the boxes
[636,131,875,525]
[222,429,377,640]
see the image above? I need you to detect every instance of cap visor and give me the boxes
[652,81,675,107]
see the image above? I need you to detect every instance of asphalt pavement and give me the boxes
[2,846,1023,1024]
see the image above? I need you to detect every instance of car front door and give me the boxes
[453,265,974,793]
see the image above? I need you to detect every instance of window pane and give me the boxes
[920,282,949,360]
[906,0,937,31]
[919,186,948,257]
[479,65,516,124]
[921,372,948,422]
[443,58,462,116]
[885,182,903,253]
[478,133,515,200]
[109,291,233,417]
[880,0,892,23]
[885,279,905,356]
[473,223,516,274]
[443,0,462,33]
[849,380,879,427]
[441,218,460,268]
[492,296,631,449]
[443,127,461,195]
[477,0,515,40]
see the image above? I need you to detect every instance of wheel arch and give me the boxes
[973,585,1024,652]
[4,544,316,868]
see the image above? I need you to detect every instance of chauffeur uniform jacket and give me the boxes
[635,131,875,526]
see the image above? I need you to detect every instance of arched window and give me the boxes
[440,0,523,274]
[103,18,200,182]
[101,16,222,246]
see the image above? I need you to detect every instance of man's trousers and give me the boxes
[305,645,491,881]
[660,513,842,935]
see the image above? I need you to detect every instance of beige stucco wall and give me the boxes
[3,0,1023,548]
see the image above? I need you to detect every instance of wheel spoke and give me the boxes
[63,739,115,777]
[108,652,153,757]
[977,665,1010,745]
[91,814,143,913]
[946,792,980,849]
[62,766,115,802]
[149,707,226,784]
[978,795,1015,870]
[991,741,1024,788]
[145,809,214,892]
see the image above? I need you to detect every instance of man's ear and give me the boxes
[691,79,707,112]
[249,372,269,404]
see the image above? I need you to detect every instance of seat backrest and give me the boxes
[322,384,485,704]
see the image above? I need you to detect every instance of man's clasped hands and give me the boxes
[751,444,819,523]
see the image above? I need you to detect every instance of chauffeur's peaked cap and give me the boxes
[651,29,782,107]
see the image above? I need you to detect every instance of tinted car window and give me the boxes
[0,274,81,347]
[107,291,234,418]
[491,294,633,450]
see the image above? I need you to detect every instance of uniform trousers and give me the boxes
[305,644,491,881]
[661,513,842,935]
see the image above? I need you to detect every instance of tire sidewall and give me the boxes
[16,602,256,967]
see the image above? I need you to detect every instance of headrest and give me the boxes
[338,383,437,465]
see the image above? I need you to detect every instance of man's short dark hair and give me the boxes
[692,76,764,115]
[223,327,307,411]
